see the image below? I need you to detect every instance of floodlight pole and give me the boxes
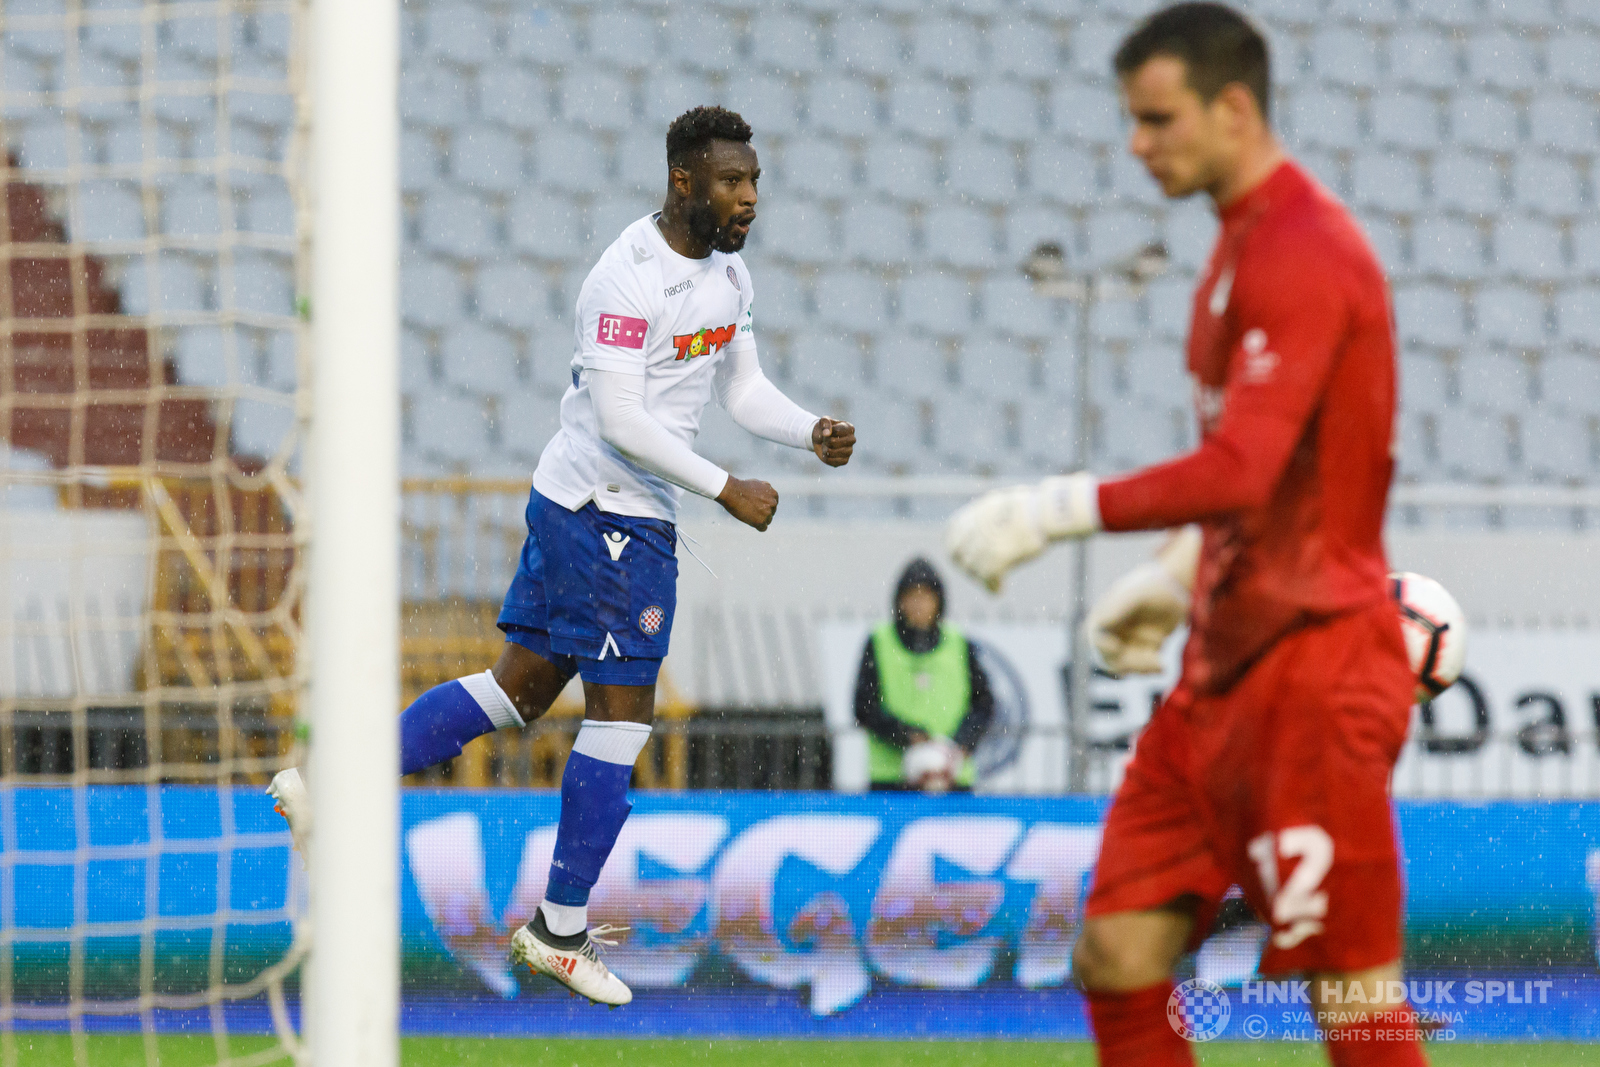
[1023,242,1167,795]
[306,0,401,1060]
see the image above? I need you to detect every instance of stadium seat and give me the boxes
[835,15,906,79]
[72,180,145,243]
[1409,0,1484,28]
[1511,155,1582,217]
[450,125,526,194]
[1109,154,1163,206]
[747,263,810,332]
[945,136,1021,203]
[1430,151,1504,214]
[873,333,945,397]
[925,205,999,270]
[1386,30,1460,91]
[1327,0,1402,25]
[780,134,856,198]
[1085,207,1156,269]
[1310,27,1380,88]
[161,176,224,237]
[968,78,1041,142]
[755,199,836,263]
[1394,284,1467,347]
[1475,286,1548,348]
[508,193,585,262]
[1003,204,1075,268]
[229,252,294,316]
[230,397,297,461]
[1125,344,1191,408]
[1028,140,1098,207]
[1457,352,1532,413]
[863,137,936,200]
[1412,215,1488,280]
[1547,36,1600,92]
[988,18,1059,79]
[589,196,655,252]
[423,3,494,65]
[665,7,741,73]
[1284,87,1362,150]
[506,6,580,65]
[789,328,868,397]
[560,69,634,132]
[1520,410,1591,482]
[1541,353,1600,413]
[614,130,664,196]
[415,393,492,464]
[1351,152,1424,213]
[1556,288,1600,348]
[532,127,608,193]
[1164,200,1218,271]
[815,269,890,331]
[8,21,67,61]
[747,14,823,74]
[889,79,961,140]
[807,74,881,138]
[1450,92,1520,152]
[585,7,658,70]
[1528,93,1597,154]
[899,272,973,335]
[1575,219,1600,278]
[1090,297,1141,345]
[1097,397,1177,471]
[914,18,983,79]
[1399,351,1452,412]
[1066,19,1123,79]
[172,327,230,389]
[1370,92,1441,149]
[1037,335,1081,395]
[84,19,142,64]
[401,129,439,193]
[1017,392,1077,469]
[979,276,1060,342]
[1464,31,1538,91]
[476,63,547,131]
[720,72,801,137]
[1394,411,1436,480]
[1143,277,1191,342]
[641,71,717,128]
[853,393,924,468]
[441,322,520,394]
[15,116,71,170]
[1051,81,1123,144]
[402,330,438,396]
[401,61,471,129]
[1433,406,1513,482]
[1493,216,1566,282]
[960,342,1035,397]
[419,188,497,259]
[402,256,467,329]
[839,201,916,267]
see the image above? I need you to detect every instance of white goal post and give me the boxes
[306,0,400,1059]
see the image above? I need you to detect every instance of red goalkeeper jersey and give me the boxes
[1097,159,1398,693]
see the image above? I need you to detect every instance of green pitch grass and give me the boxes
[10,1036,1591,1066]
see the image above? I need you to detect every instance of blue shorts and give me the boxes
[497,489,677,687]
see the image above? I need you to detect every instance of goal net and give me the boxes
[0,0,310,1062]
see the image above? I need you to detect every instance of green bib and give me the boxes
[867,621,974,785]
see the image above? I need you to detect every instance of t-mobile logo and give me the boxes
[597,313,647,349]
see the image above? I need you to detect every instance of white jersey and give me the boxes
[532,213,756,522]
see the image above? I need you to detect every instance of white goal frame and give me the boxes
[305,0,400,1061]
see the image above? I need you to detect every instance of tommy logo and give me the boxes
[546,954,578,978]
[604,531,630,561]
[597,313,647,349]
[672,322,737,361]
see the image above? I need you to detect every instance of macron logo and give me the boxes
[597,313,647,349]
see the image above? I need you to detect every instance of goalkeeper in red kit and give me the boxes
[948,5,1424,1066]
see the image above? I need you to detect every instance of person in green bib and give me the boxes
[853,557,996,791]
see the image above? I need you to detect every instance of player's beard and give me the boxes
[687,198,748,254]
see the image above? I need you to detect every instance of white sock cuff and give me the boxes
[458,670,524,730]
[571,719,653,765]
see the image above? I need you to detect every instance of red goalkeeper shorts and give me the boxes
[1084,599,1415,975]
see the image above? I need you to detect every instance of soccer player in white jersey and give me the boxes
[269,107,854,1005]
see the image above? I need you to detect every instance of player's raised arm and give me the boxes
[712,344,855,468]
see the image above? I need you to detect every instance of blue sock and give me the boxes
[399,672,522,776]
[544,721,653,908]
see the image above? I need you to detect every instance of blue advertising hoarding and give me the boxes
[3,786,1598,1041]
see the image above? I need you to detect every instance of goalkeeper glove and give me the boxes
[946,473,1100,592]
[1087,527,1200,676]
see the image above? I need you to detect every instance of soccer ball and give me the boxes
[1389,571,1467,702]
[902,738,961,793]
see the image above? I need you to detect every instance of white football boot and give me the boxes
[266,768,311,855]
[510,913,632,1007]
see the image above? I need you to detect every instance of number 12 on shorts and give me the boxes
[1247,826,1334,950]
